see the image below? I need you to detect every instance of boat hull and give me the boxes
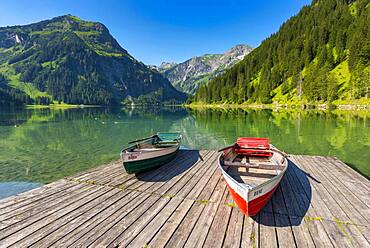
[224,180,280,216]
[218,147,287,216]
[122,146,179,174]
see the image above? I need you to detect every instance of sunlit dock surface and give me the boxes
[0,150,369,247]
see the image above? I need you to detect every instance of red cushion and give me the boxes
[234,137,272,157]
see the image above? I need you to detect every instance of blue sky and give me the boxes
[0,0,311,65]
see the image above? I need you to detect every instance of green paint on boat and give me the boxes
[123,148,179,174]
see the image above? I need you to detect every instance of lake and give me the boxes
[0,106,369,198]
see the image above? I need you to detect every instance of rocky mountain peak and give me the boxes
[157,44,253,94]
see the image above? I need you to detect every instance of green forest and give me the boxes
[192,0,370,105]
[0,15,186,106]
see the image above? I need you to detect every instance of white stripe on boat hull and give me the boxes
[121,144,179,163]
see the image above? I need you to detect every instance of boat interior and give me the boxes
[125,139,179,152]
[221,148,287,188]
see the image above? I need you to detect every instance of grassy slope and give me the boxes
[270,59,370,106]
[0,16,127,104]
[0,63,52,99]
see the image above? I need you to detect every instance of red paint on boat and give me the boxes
[225,182,248,214]
[225,180,279,216]
[248,185,279,216]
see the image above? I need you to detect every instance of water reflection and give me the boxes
[0,107,368,185]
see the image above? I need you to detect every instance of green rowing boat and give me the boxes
[120,132,182,174]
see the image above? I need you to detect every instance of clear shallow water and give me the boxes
[0,182,43,199]
[0,107,369,188]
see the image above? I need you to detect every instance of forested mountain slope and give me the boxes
[193,0,369,105]
[0,15,186,106]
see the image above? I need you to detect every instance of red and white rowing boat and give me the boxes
[218,138,288,216]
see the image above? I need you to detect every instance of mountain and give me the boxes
[0,15,186,106]
[193,0,370,105]
[152,44,253,95]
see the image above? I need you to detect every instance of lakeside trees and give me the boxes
[193,0,370,104]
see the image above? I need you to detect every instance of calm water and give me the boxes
[0,107,369,194]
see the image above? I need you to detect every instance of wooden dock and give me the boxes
[0,150,369,247]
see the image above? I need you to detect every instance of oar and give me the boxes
[217,144,237,152]
[128,135,158,144]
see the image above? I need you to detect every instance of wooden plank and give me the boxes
[307,156,370,224]
[132,151,213,194]
[121,158,220,247]
[240,216,259,248]
[63,192,159,247]
[355,225,370,244]
[106,150,200,192]
[259,201,278,248]
[270,185,289,215]
[90,169,126,185]
[202,191,233,248]
[71,162,122,181]
[30,189,133,247]
[124,197,185,248]
[273,213,296,247]
[222,207,244,248]
[165,151,218,198]
[277,171,316,247]
[97,151,218,247]
[0,180,73,213]
[284,159,334,247]
[0,185,110,246]
[288,216,315,248]
[182,179,226,248]
[50,190,146,247]
[326,168,370,211]
[166,179,226,248]
[166,173,224,248]
[0,182,87,222]
[125,155,220,247]
[144,198,195,248]
[150,167,223,248]
[104,151,193,187]
[294,156,351,222]
[88,196,169,246]
[118,150,210,201]
[9,188,122,247]
[125,150,210,192]
[72,150,189,187]
[318,220,354,248]
[329,157,370,191]
[303,156,370,225]
[0,183,96,230]
[72,151,215,246]
[291,156,356,247]
[289,157,336,220]
[338,222,370,248]
[68,160,121,179]
[278,172,306,217]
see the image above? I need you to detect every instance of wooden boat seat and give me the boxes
[223,160,285,171]
[227,166,277,185]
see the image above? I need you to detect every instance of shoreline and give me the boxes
[26,104,101,109]
[185,102,370,111]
